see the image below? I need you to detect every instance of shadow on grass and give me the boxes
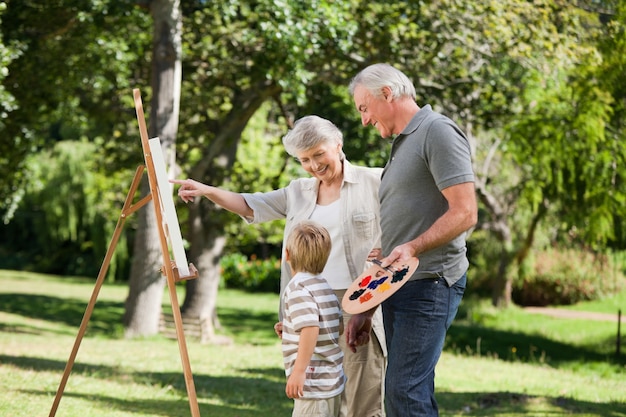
[0,353,128,375]
[3,291,624,368]
[14,358,626,417]
[27,387,293,417]
[0,353,284,388]
[446,322,626,367]
[8,354,291,417]
[215,306,279,345]
[0,293,277,345]
[0,293,124,337]
[25,390,626,417]
[436,390,626,416]
[1,291,278,344]
[4,352,626,417]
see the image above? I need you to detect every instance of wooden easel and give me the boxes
[49,89,201,417]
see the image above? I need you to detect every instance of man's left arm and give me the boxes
[381,181,477,266]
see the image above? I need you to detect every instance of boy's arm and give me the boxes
[285,326,319,399]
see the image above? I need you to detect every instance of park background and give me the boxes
[0,0,625,416]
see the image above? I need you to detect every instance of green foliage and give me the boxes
[466,229,506,296]
[0,1,20,122]
[506,3,626,249]
[513,248,625,306]
[300,82,390,168]
[0,0,150,216]
[0,140,135,280]
[470,2,626,306]
[220,103,291,255]
[0,1,24,219]
[178,0,359,155]
[505,58,626,248]
[220,252,281,293]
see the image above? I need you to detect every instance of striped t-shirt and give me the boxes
[281,272,345,399]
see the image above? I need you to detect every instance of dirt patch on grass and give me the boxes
[524,307,622,322]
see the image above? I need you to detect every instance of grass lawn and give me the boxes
[1,269,625,417]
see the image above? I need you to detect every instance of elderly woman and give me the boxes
[172,115,385,417]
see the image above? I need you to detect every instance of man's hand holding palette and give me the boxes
[342,257,419,314]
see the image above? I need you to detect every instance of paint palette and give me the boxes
[342,257,419,314]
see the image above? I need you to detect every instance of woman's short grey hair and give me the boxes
[282,115,345,159]
[348,63,416,100]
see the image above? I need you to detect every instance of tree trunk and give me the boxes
[179,139,239,344]
[491,248,514,307]
[474,175,516,308]
[178,82,282,343]
[124,192,164,335]
[124,0,182,337]
[181,201,229,344]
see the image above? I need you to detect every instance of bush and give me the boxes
[512,248,625,306]
[220,253,281,294]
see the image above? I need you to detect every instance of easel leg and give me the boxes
[49,166,148,417]
[164,268,201,417]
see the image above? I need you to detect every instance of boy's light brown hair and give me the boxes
[285,221,332,275]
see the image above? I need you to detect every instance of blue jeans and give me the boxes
[382,273,466,417]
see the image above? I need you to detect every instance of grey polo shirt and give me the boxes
[379,105,474,286]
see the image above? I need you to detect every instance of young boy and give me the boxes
[279,221,345,417]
